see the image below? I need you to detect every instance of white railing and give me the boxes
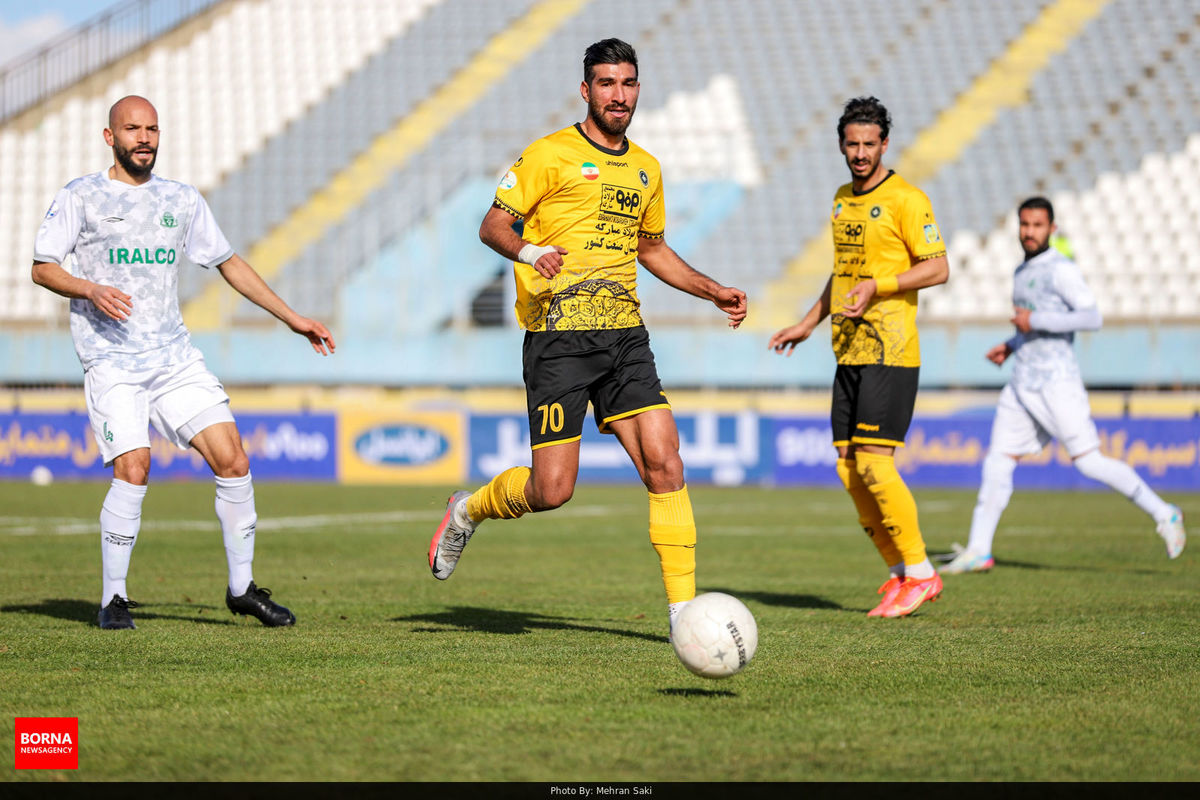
[0,0,223,122]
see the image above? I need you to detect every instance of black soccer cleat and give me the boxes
[98,595,138,630]
[225,582,296,627]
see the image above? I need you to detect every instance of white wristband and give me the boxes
[518,243,557,265]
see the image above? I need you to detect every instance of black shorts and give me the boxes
[522,326,670,449]
[831,364,919,448]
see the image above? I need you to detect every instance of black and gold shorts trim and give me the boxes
[522,326,670,449]
[831,364,919,448]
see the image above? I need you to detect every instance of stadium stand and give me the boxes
[1,0,1197,386]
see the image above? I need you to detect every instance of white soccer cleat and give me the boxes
[940,549,996,575]
[429,490,477,580]
[1157,506,1186,559]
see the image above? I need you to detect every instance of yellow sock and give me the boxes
[854,451,927,566]
[466,466,532,521]
[836,457,902,568]
[648,486,696,605]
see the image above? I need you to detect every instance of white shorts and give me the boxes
[988,379,1100,459]
[83,353,233,465]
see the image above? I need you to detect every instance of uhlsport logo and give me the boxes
[581,162,599,180]
[354,424,449,466]
[15,717,78,770]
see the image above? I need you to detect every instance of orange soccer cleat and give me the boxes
[878,573,943,618]
[866,575,904,617]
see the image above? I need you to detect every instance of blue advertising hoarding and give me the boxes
[0,412,337,481]
[469,411,772,486]
[771,415,1200,490]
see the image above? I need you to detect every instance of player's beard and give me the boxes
[114,142,156,178]
[588,95,635,139]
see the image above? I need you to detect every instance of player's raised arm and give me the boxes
[214,254,335,355]
[842,254,949,318]
[479,205,567,280]
[636,236,747,328]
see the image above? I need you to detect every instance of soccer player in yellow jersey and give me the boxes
[427,39,748,633]
[769,97,949,618]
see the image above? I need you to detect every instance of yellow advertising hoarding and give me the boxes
[337,409,464,484]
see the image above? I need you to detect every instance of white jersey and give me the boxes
[34,171,234,370]
[1008,247,1100,391]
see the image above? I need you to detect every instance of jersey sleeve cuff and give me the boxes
[638,229,665,240]
[492,197,526,220]
[200,248,235,269]
[914,250,946,262]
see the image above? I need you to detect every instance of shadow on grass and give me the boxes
[0,598,235,627]
[658,687,737,698]
[703,587,843,611]
[394,606,665,643]
[931,552,1162,576]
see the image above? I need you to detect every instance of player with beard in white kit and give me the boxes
[32,96,336,628]
[943,196,1185,574]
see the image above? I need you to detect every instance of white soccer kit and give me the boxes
[35,172,237,463]
[990,246,1103,457]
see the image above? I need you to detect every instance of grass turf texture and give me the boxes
[2,482,1197,782]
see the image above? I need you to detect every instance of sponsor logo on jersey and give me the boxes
[606,160,628,167]
[160,212,177,228]
[102,422,114,442]
[832,201,843,219]
[354,425,449,466]
[499,170,517,190]
[923,223,941,243]
[638,168,649,187]
[108,247,177,265]
[870,205,882,218]
[581,162,600,180]
[599,184,642,219]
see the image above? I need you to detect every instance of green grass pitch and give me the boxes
[2,481,1197,782]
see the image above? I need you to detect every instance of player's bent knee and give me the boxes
[211,451,250,479]
[113,451,151,486]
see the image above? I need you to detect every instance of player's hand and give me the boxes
[289,316,336,355]
[986,343,1011,366]
[533,247,568,279]
[841,279,876,318]
[1010,306,1032,333]
[769,322,815,356]
[86,283,132,321]
[714,286,747,328]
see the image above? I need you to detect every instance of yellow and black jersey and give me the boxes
[828,171,945,367]
[493,123,665,332]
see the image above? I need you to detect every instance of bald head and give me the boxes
[104,96,159,183]
[108,95,157,130]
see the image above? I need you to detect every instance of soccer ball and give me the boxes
[670,592,758,679]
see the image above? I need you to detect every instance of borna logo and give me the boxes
[355,425,449,466]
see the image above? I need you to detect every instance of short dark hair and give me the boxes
[583,38,638,84]
[837,96,891,141]
[1018,196,1055,222]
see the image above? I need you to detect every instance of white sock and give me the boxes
[215,473,256,596]
[888,562,905,579]
[1073,451,1172,523]
[905,558,935,580]
[967,451,1017,556]
[668,600,690,633]
[100,479,147,605]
